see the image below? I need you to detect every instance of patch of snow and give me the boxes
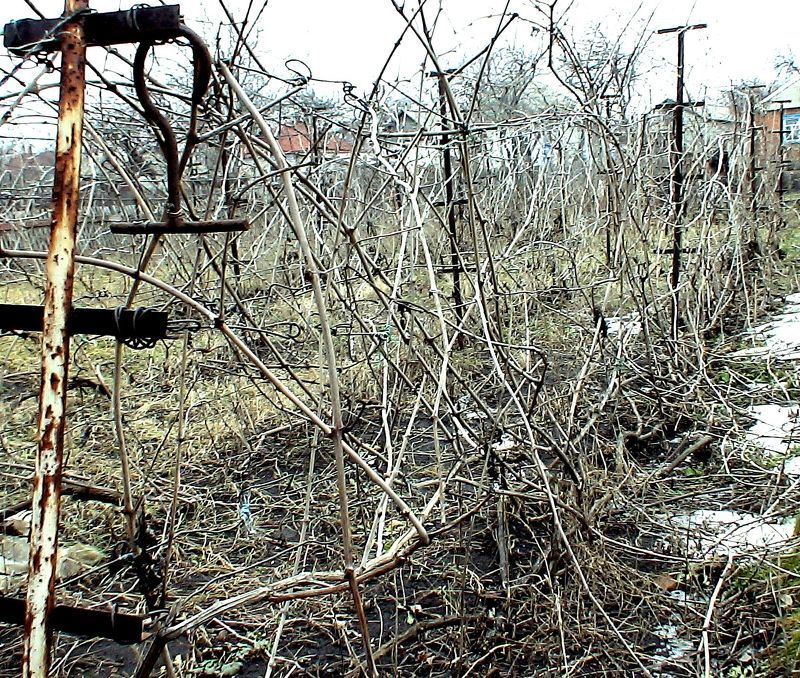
[1,536,29,593]
[653,623,694,661]
[668,589,687,605]
[735,293,800,360]
[667,587,709,607]
[666,509,794,557]
[491,432,517,452]
[784,456,800,475]
[0,556,27,575]
[458,393,495,421]
[605,315,642,339]
[745,404,800,456]
[653,623,678,640]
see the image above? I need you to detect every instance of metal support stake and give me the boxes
[767,98,792,233]
[657,23,705,346]
[742,85,767,215]
[431,70,465,348]
[749,99,758,213]
[23,2,88,676]
[601,93,620,267]
[775,100,791,207]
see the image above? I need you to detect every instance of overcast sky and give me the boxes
[1,0,798,123]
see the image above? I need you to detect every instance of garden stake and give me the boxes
[657,23,706,349]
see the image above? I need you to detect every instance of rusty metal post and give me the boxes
[23,2,88,676]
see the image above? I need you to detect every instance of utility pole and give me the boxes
[657,23,706,345]
[430,69,465,347]
[23,2,88,676]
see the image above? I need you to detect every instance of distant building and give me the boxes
[380,108,420,134]
[759,79,800,194]
[643,99,735,206]
[275,121,354,158]
[0,149,54,215]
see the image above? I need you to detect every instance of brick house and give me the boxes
[276,121,353,158]
[759,78,800,194]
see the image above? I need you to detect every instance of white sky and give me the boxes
[0,0,798,125]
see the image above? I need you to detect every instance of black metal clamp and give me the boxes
[3,6,182,56]
[0,304,168,348]
[0,303,203,350]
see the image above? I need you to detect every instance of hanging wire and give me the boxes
[165,317,202,339]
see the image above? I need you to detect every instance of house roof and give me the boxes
[762,77,800,111]
[276,122,353,156]
[1,150,55,173]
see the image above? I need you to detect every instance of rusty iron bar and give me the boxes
[22,2,88,676]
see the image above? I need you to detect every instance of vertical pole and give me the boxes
[657,23,705,346]
[777,102,787,206]
[605,98,612,266]
[435,72,464,347]
[749,98,758,213]
[311,111,324,237]
[669,30,686,344]
[768,99,791,232]
[23,2,88,676]
[737,84,764,216]
[311,112,320,168]
[601,94,618,267]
